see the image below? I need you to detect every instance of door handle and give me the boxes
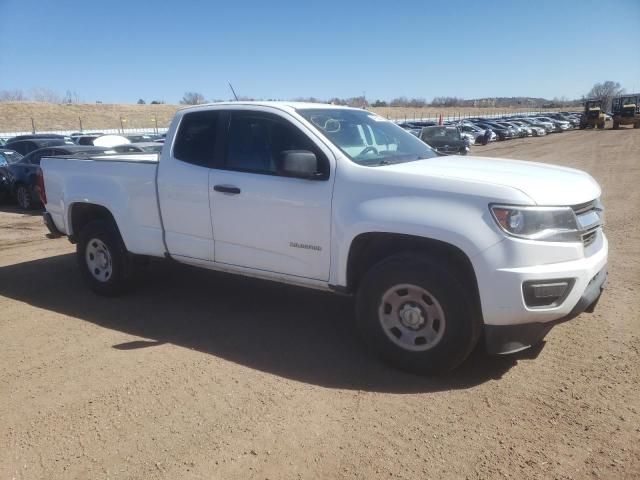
[213,184,241,195]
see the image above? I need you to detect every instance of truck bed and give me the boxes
[41,153,165,257]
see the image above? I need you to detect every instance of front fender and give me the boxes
[330,195,505,287]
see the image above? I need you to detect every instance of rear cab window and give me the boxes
[173,110,221,167]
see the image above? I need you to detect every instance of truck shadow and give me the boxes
[0,254,541,393]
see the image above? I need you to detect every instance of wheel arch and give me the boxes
[345,232,482,318]
[68,202,123,245]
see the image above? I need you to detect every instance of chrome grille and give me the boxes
[572,199,603,248]
[582,228,598,248]
[571,200,597,216]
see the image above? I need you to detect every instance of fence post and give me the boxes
[31,117,36,134]
[79,117,83,133]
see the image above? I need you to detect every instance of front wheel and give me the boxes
[355,254,482,375]
[77,219,134,296]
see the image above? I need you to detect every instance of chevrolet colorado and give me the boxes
[40,102,607,374]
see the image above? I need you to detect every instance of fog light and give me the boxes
[523,279,574,308]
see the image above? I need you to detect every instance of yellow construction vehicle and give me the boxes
[612,94,640,129]
[579,99,606,129]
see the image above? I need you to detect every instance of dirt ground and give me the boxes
[1,128,639,480]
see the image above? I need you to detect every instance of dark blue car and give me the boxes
[3,145,109,209]
[0,149,24,202]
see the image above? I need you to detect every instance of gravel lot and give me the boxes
[1,129,639,479]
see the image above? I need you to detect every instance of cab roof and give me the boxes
[179,101,364,114]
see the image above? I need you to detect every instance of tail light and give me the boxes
[36,168,47,205]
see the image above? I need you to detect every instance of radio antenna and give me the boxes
[228,82,239,101]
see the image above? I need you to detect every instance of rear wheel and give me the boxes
[15,185,33,210]
[634,122,639,129]
[355,253,481,375]
[77,219,134,296]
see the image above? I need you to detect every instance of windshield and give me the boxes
[297,108,437,166]
[0,150,24,164]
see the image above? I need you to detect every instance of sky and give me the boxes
[1,0,639,104]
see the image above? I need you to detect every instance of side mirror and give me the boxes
[277,150,320,179]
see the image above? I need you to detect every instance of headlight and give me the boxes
[490,205,580,242]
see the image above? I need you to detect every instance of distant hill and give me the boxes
[0,101,564,134]
[0,102,180,134]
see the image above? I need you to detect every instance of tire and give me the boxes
[15,185,33,210]
[355,253,482,375]
[613,120,620,129]
[77,219,134,296]
[634,122,639,129]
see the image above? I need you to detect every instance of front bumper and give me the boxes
[474,231,608,326]
[485,267,607,354]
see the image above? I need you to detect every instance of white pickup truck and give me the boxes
[40,102,607,374]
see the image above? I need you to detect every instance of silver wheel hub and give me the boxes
[399,304,425,329]
[86,238,113,282]
[378,284,446,352]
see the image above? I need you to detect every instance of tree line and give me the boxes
[0,81,628,110]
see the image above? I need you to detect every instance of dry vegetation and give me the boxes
[0,103,180,133]
[0,102,563,134]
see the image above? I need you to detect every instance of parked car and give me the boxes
[398,121,437,137]
[4,145,109,209]
[534,116,570,132]
[74,135,101,146]
[502,121,533,136]
[125,134,156,143]
[6,134,69,143]
[4,138,67,156]
[509,120,546,136]
[474,121,513,140]
[457,123,495,144]
[110,142,164,153]
[546,113,579,127]
[0,149,24,201]
[0,149,23,165]
[40,102,607,375]
[419,126,469,155]
[496,122,526,138]
[515,117,554,134]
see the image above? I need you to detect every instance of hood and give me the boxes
[378,156,600,206]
